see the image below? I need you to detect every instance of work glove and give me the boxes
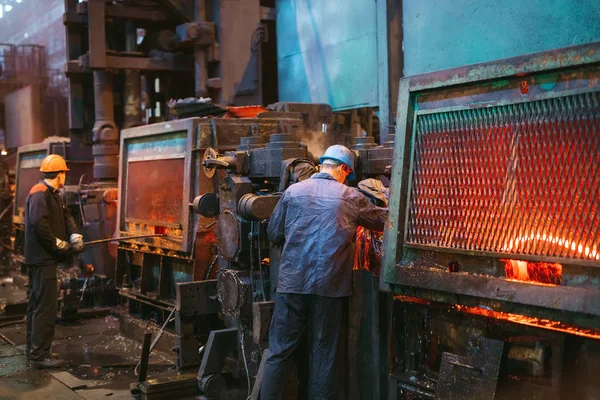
[55,238,72,254]
[69,233,85,254]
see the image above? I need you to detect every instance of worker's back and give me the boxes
[24,181,70,266]
[268,172,388,297]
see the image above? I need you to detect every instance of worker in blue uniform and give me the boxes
[260,145,389,399]
[24,154,85,369]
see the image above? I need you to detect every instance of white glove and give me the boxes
[70,234,85,253]
[70,234,84,246]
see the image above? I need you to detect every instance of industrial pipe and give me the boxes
[92,70,119,180]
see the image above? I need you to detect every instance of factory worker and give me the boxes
[24,154,85,369]
[261,145,389,399]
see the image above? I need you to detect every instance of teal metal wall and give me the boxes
[403,0,600,76]
[276,0,379,110]
[276,0,600,108]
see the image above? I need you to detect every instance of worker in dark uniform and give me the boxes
[261,145,389,399]
[24,154,84,369]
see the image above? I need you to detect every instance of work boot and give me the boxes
[30,357,64,369]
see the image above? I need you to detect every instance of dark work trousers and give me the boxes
[26,264,58,361]
[260,293,346,400]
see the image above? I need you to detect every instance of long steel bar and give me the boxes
[85,234,167,246]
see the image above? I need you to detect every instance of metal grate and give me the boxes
[406,92,600,264]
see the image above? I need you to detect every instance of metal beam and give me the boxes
[74,2,180,22]
[68,80,84,130]
[63,11,87,25]
[376,0,390,144]
[406,42,600,92]
[74,55,194,72]
[87,0,106,69]
[156,0,193,22]
[392,267,600,316]
[106,55,193,71]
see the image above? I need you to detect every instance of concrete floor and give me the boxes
[0,315,180,400]
[0,272,199,400]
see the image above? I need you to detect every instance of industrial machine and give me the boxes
[381,43,600,399]
[189,104,395,398]
[114,110,328,370]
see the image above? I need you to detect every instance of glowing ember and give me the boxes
[503,259,562,285]
[353,226,383,274]
[154,226,167,235]
[394,294,432,306]
[454,304,600,340]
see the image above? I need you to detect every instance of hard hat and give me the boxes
[319,145,355,180]
[39,154,70,173]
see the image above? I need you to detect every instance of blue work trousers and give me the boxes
[260,292,346,400]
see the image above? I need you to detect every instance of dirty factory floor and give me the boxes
[0,272,200,400]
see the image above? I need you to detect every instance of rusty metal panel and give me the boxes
[125,158,185,227]
[405,92,599,265]
[118,119,196,253]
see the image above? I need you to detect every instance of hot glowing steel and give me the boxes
[394,296,600,340]
[454,305,600,340]
[503,259,562,285]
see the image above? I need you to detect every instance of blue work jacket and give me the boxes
[267,173,389,297]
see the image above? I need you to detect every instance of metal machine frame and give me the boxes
[381,42,600,399]
[382,42,600,315]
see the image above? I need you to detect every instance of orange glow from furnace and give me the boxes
[454,304,600,340]
[503,259,562,285]
[503,234,599,261]
[394,296,600,340]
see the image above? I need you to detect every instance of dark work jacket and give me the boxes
[24,181,78,266]
[267,173,388,297]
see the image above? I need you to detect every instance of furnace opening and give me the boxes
[503,259,562,285]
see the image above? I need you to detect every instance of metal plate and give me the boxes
[435,337,503,400]
[125,158,185,226]
[217,269,250,317]
[216,210,240,260]
[406,92,600,265]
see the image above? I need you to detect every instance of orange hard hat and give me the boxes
[39,154,70,173]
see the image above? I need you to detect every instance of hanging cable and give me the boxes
[249,222,255,300]
[77,174,87,227]
[239,321,251,398]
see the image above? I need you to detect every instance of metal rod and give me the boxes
[138,331,152,382]
[204,254,219,280]
[0,201,13,220]
[84,234,167,246]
